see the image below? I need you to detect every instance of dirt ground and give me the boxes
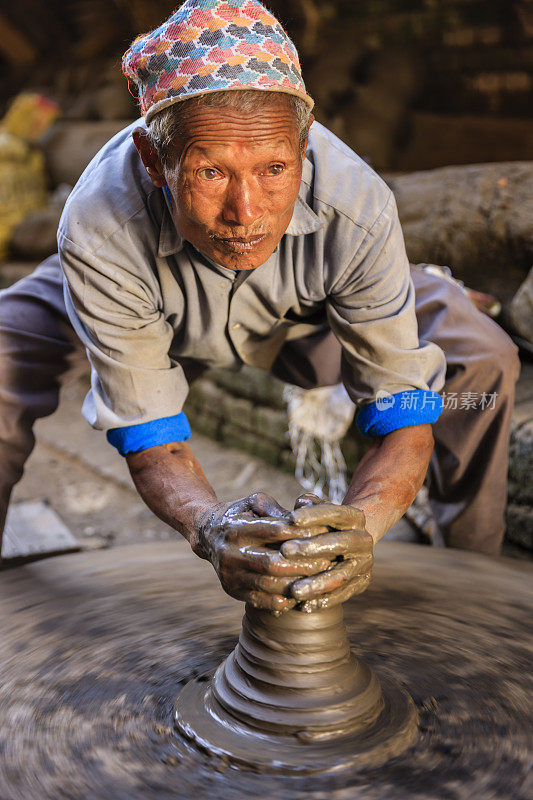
[9,378,304,552]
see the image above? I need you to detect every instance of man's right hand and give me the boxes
[192,492,331,614]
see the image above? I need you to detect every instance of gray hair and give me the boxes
[146,90,311,167]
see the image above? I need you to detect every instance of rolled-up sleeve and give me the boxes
[58,231,189,436]
[326,191,446,433]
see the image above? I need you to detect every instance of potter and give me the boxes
[0,0,519,584]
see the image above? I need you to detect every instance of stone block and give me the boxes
[222,395,254,430]
[252,405,288,447]
[207,367,285,409]
[220,423,281,467]
[185,379,226,416]
[508,419,533,505]
[188,411,221,441]
[505,503,533,551]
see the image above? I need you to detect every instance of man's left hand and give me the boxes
[282,499,374,613]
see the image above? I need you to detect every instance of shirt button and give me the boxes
[231,323,242,330]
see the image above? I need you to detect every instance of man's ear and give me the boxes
[132,127,166,188]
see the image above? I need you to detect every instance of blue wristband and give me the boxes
[106,412,191,456]
[356,390,443,437]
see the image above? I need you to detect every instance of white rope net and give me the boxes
[283,383,355,504]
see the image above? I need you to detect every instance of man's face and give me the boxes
[164,100,306,270]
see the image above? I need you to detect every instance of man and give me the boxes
[0,1,519,609]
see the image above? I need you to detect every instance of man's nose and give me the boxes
[222,178,264,228]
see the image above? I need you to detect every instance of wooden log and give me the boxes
[384,161,533,302]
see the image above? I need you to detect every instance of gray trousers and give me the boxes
[0,256,520,555]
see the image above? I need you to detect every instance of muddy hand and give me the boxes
[281,503,374,612]
[193,492,331,614]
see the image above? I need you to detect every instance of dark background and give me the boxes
[1,0,532,172]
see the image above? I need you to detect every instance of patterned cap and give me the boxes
[122,0,314,122]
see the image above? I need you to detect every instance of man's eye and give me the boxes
[198,168,221,180]
[265,164,285,176]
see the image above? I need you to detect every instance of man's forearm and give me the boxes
[126,442,218,548]
[343,423,434,543]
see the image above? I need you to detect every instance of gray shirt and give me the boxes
[58,120,445,432]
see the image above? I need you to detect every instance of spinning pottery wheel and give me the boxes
[174,603,418,773]
[0,541,531,800]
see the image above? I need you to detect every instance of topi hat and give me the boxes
[122,0,314,122]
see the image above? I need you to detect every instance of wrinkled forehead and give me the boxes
[170,98,303,162]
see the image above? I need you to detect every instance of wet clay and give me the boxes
[174,603,417,772]
[0,541,531,799]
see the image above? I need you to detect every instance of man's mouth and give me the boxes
[213,234,267,253]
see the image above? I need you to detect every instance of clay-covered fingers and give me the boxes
[299,571,373,613]
[293,493,324,510]
[235,545,331,577]
[234,571,293,597]
[290,502,366,531]
[236,590,297,614]
[248,492,291,519]
[222,492,288,520]
[289,553,373,602]
[222,496,257,517]
[223,516,296,542]
[218,561,297,613]
[222,516,324,544]
[281,528,373,562]
[217,554,319,614]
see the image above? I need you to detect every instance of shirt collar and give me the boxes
[157,179,322,259]
[285,194,322,236]
[285,157,323,236]
[158,188,184,257]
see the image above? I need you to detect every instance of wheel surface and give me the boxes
[0,542,531,799]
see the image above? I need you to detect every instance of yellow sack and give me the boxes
[0,131,48,260]
[0,93,59,260]
[2,93,59,144]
